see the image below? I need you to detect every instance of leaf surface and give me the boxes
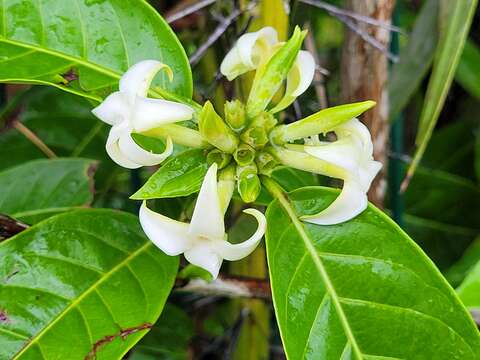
[0,158,96,223]
[131,149,208,200]
[265,185,480,359]
[0,209,178,359]
[0,0,192,100]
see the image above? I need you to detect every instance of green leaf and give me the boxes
[130,304,194,360]
[0,209,178,359]
[456,39,480,99]
[457,260,480,308]
[131,149,208,200]
[389,0,439,119]
[406,0,478,183]
[0,87,110,171]
[0,0,192,101]
[447,237,480,287]
[0,158,96,223]
[264,183,480,359]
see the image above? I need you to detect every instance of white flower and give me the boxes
[92,60,194,169]
[220,27,315,113]
[139,164,266,279]
[302,119,382,225]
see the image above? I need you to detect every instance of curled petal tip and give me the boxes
[216,208,266,261]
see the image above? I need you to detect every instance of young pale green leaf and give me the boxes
[447,237,480,287]
[0,158,96,223]
[264,184,480,359]
[457,260,480,309]
[0,209,179,360]
[389,0,439,120]
[405,0,477,186]
[456,39,480,99]
[0,0,192,102]
[131,149,208,200]
[129,304,194,360]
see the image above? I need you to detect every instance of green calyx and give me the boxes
[236,163,261,203]
[246,26,307,119]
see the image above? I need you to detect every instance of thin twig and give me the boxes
[13,121,57,159]
[338,14,399,62]
[166,0,216,23]
[304,22,328,109]
[299,0,405,35]
[189,2,257,66]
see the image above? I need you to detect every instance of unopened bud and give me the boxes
[207,149,232,169]
[233,143,256,166]
[224,100,247,132]
[256,152,278,176]
[237,164,261,203]
[240,127,269,148]
[218,164,235,214]
[199,101,238,153]
[250,111,277,131]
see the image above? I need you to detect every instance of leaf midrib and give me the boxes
[12,240,153,359]
[266,182,363,360]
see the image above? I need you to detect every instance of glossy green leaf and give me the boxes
[0,0,192,101]
[265,184,480,359]
[406,0,477,183]
[131,149,208,200]
[389,0,439,119]
[130,304,194,360]
[456,39,480,99]
[0,209,178,359]
[0,158,96,223]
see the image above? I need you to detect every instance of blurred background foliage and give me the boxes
[1,0,480,358]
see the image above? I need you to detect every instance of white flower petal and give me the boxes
[358,160,382,191]
[139,201,191,256]
[304,138,360,175]
[91,92,129,126]
[302,179,368,225]
[216,208,266,261]
[132,97,194,132]
[189,164,225,240]
[119,60,173,101]
[335,119,373,155]
[105,123,142,169]
[220,27,278,80]
[270,50,315,114]
[184,243,223,279]
[118,132,173,167]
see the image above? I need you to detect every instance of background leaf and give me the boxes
[0,158,96,223]
[0,0,192,100]
[389,0,439,119]
[456,39,480,99]
[0,209,178,359]
[130,304,194,360]
[405,0,478,184]
[265,185,480,359]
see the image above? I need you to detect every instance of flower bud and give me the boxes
[207,149,232,169]
[218,164,236,214]
[269,101,376,144]
[255,151,278,176]
[240,127,269,148]
[246,26,307,118]
[250,111,277,131]
[199,101,239,153]
[224,100,247,132]
[237,164,261,203]
[233,143,256,166]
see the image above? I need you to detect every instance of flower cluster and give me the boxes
[92,26,381,278]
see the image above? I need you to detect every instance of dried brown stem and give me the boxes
[13,121,57,159]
